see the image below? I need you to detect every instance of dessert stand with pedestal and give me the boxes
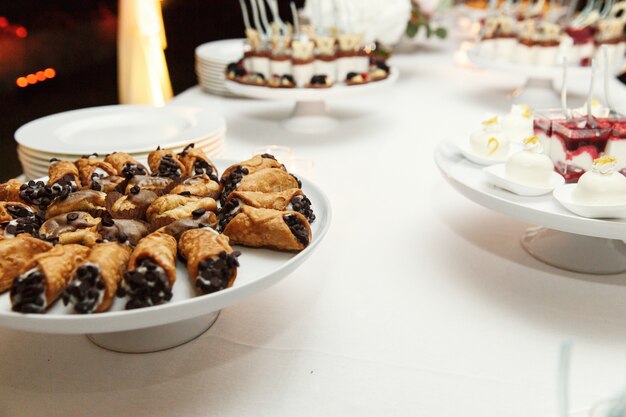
[0,161,332,353]
[225,70,399,134]
[435,140,626,275]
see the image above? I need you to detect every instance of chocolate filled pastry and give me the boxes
[226,189,315,223]
[10,243,90,313]
[0,202,43,238]
[235,168,300,194]
[122,231,177,309]
[45,189,107,219]
[169,174,221,200]
[90,175,127,193]
[47,160,80,192]
[97,214,150,246]
[146,194,217,230]
[124,175,173,195]
[74,156,117,188]
[178,228,240,294]
[220,156,287,204]
[222,206,311,251]
[19,180,57,210]
[156,207,218,240]
[148,147,185,178]
[0,179,26,203]
[106,186,158,220]
[0,235,52,293]
[177,144,219,181]
[104,152,148,178]
[39,211,101,246]
[62,242,131,313]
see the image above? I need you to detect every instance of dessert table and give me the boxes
[2,37,626,417]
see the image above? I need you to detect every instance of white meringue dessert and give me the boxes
[501,104,534,143]
[469,116,510,159]
[505,136,554,187]
[572,156,626,205]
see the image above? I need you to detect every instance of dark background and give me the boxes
[0,0,303,181]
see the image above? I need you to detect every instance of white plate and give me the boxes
[553,184,626,219]
[483,163,565,196]
[0,159,331,334]
[453,138,514,166]
[225,69,399,102]
[15,105,226,155]
[195,39,245,62]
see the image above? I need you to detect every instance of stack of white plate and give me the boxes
[15,105,226,180]
[195,38,245,97]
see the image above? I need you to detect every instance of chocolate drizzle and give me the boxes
[62,264,104,314]
[195,251,241,294]
[290,195,315,223]
[283,214,309,247]
[10,268,46,313]
[220,166,249,205]
[123,258,172,309]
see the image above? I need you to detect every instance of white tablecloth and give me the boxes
[2,38,626,417]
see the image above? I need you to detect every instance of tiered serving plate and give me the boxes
[0,160,331,353]
[225,69,399,134]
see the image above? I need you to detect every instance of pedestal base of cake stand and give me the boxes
[281,100,338,134]
[514,77,560,108]
[87,310,220,353]
[521,227,626,275]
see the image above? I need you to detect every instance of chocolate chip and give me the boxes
[130,185,140,194]
[67,212,79,221]
[283,214,309,247]
[178,191,192,197]
[192,208,206,218]
[118,232,128,243]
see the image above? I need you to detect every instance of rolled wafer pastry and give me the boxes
[226,189,315,223]
[122,231,177,309]
[156,208,217,240]
[45,189,106,219]
[104,152,148,178]
[0,202,43,238]
[10,243,90,313]
[221,167,299,205]
[0,201,34,223]
[62,242,131,313]
[47,160,80,190]
[221,154,285,180]
[124,175,173,195]
[74,156,117,188]
[146,194,217,230]
[0,179,26,203]
[222,206,311,251]
[0,235,52,293]
[178,144,219,180]
[39,212,101,246]
[148,147,185,178]
[97,214,150,246]
[106,187,158,220]
[169,174,221,199]
[178,228,240,294]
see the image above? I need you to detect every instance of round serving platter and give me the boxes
[0,159,332,351]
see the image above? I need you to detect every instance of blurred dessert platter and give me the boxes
[225,0,392,89]
[472,0,626,68]
[0,147,323,316]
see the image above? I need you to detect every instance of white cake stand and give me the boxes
[435,140,626,275]
[0,161,332,353]
[225,70,399,134]
[467,48,594,108]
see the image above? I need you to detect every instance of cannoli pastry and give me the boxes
[177,144,219,180]
[220,154,286,203]
[236,168,301,194]
[106,187,158,220]
[0,235,52,293]
[39,211,101,246]
[156,207,218,240]
[62,242,131,313]
[74,155,117,188]
[124,175,173,195]
[222,206,311,251]
[148,147,185,178]
[104,152,148,178]
[47,159,80,191]
[0,179,25,202]
[18,180,57,210]
[10,243,90,313]
[169,174,221,199]
[145,194,217,230]
[90,175,127,193]
[178,228,240,294]
[97,214,150,246]
[45,189,107,219]
[223,189,315,224]
[122,231,177,309]
[0,202,43,238]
